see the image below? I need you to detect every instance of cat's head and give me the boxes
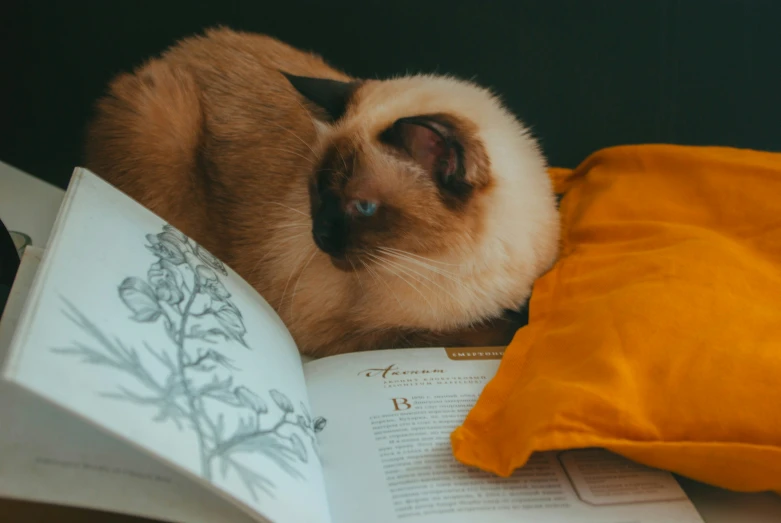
[285,72,560,317]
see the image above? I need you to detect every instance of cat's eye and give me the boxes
[353,200,378,217]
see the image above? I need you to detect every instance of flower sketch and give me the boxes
[53,223,326,501]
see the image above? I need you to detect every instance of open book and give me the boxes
[0,168,706,523]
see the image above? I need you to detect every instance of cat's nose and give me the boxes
[313,227,331,250]
[313,224,345,258]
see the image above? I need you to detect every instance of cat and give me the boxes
[84,27,560,357]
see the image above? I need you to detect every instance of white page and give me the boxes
[2,169,331,523]
[0,247,256,523]
[304,347,705,523]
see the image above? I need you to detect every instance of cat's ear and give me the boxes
[382,116,466,190]
[283,73,359,122]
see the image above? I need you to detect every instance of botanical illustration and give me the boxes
[53,224,325,501]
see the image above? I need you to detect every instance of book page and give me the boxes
[0,247,256,523]
[304,347,705,523]
[2,169,331,523]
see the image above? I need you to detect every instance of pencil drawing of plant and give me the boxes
[53,224,326,501]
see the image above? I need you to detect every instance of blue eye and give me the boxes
[354,200,378,217]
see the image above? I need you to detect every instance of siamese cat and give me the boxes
[85,27,560,357]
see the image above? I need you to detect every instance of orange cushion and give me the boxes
[451,144,781,494]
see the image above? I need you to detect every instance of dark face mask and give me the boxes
[0,218,22,318]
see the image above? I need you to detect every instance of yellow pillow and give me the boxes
[451,144,781,494]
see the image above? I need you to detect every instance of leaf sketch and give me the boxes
[53,223,327,501]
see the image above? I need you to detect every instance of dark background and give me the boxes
[2,0,780,189]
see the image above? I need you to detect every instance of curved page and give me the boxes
[0,247,257,523]
[2,169,330,523]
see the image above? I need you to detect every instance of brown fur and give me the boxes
[85,27,560,357]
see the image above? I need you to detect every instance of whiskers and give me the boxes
[287,247,318,322]
[261,144,315,164]
[375,247,471,295]
[366,247,474,318]
[276,244,318,322]
[269,121,319,158]
[248,218,311,279]
[379,246,463,268]
[266,201,310,219]
[359,257,405,310]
